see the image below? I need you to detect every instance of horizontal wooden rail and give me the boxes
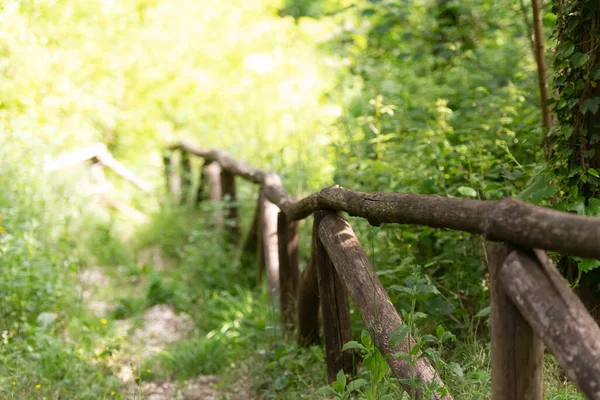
[46,142,153,192]
[170,140,600,259]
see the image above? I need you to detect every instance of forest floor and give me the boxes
[77,249,249,400]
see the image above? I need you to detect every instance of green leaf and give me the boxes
[410,341,423,355]
[475,306,491,318]
[360,330,372,348]
[565,197,586,214]
[420,334,437,343]
[457,186,477,198]
[586,198,600,216]
[331,369,346,393]
[519,174,557,203]
[315,386,338,397]
[581,98,600,115]
[342,341,366,352]
[346,378,368,392]
[390,324,410,347]
[558,42,575,59]
[571,52,589,68]
[388,284,413,294]
[588,168,599,177]
[592,64,600,80]
[447,362,464,377]
[577,258,600,272]
[436,325,445,339]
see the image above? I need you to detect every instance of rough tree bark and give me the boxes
[318,213,453,400]
[278,211,300,336]
[531,0,553,145]
[314,211,354,382]
[297,214,321,346]
[501,249,600,399]
[170,141,600,260]
[221,170,240,245]
[195,161,207,205]
[204,161,224,228]
[180,150,192,205]
[487,244,543,400]
[240,193,260,271]
[259,188,280,300]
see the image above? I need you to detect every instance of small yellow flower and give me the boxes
[11,381,15,386]
[101,319,107,325]
[77,348,83,354]
[111,392,116,396]
[407,244,412,249]
[35,384,41,389]
[147,369,151,373]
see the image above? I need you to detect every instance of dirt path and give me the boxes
[78,262,247,400]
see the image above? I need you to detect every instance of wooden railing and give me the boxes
[165,140,600,400]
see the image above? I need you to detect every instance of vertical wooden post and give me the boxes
[180,150,192,205]
[203,161,223,228]
[195,161,207,205]
[278,211,300,336]
[259,188,280,300]
[297,214,321,346]
[315,210,354,382]
[487,243,543,400]
[240,192,259,269]
[254,193,265,284]
[221,170,240,246]
[163,151,172,196]
[163,150,180,199]
[203,161,222,201]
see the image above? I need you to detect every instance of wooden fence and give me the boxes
[165,140,600,400]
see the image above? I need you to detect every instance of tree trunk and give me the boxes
[487,244,543,400]
[314,210,354,381]
[297,214,321,346]
[318,213,453,400]
[531,0,553,147]
[278,211,300,336]
[259,188,280,300]
[551,0,600,319]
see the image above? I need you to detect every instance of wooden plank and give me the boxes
[297,214,321,346]
[204,161,223,228]
[256,192,265,285]
[221,170,240,245]
[163,151,174,197]
[278,211,300,336]
[45,142,152,192]
[501,249,600,399]
[259,188,280,300]
[204,161,222,201]
[487,244,543,400]
[239,192,259,270]
[195,161,207,205]
[315,210,354,382]
[318,213,452,400]
[318,187,600,259]
[180,150,192,205]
